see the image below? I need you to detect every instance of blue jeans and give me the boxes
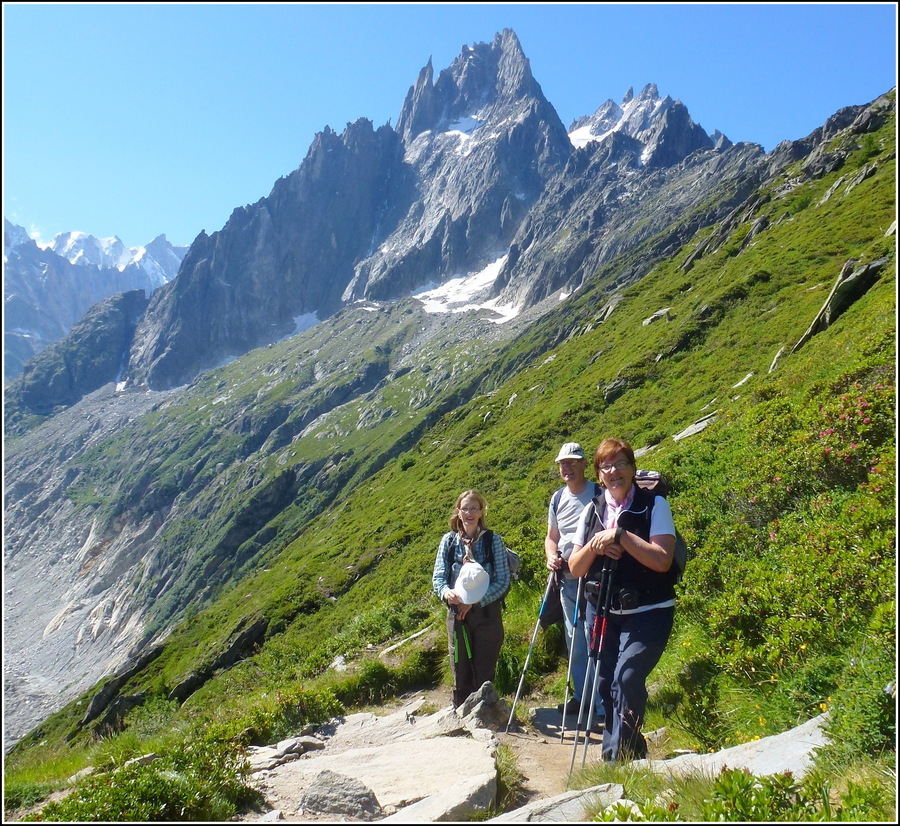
[584,602,675,761]
[560,576,602,716]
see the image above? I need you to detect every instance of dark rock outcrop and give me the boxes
[125,118,402,390]
[9,289,148,415]
[792,257,888,353]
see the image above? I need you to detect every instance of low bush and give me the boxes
[21,735,260,822]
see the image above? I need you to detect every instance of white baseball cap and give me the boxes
[453,561,490,604]
[555,442,586,462]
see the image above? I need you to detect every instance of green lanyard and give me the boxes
[454,622,473,662]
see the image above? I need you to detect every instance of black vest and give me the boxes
[585,486,676,607]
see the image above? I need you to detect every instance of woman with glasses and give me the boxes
[432,490,510,708]
[568,438,677,761]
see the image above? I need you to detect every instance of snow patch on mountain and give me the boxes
[411,253,518,323]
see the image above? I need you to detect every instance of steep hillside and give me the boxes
[5,87,894,790]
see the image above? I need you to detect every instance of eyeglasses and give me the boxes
[459,506,482,513]
[599,459,631,473]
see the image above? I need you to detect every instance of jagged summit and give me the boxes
[344,29,571,305]
[4,217,33,252]
[396,29,542,144]
[568,82,728,159]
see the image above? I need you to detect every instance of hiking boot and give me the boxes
[557,697,582,715]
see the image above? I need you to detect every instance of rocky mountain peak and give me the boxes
[4,217,34,252]
[568,82,721,167]
[396,28,540,144]
[48,230,133,270]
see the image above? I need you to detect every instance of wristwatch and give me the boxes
[615,526,624,544]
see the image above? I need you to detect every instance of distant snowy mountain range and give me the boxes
[45,229,183,287]
[3,218,188,378]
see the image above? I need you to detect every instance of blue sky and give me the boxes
[3,3,897,250]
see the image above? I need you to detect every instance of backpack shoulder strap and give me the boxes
[551,486,565,516]
[637,487,687,581]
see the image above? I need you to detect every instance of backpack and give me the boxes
[586,470,689,583]
[505,542,521,583]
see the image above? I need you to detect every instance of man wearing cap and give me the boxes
[546,442,603,722]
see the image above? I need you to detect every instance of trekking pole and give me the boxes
[559,575,585,743]
[568,557,617,778]
[580,558,617,768]
[505,567,559,732]
[568,560,609,777]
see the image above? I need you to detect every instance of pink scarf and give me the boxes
[603,485,635,530]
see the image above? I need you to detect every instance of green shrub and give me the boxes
[206,683,341,746]
[698,768,886,822]
[332,660,396,706]
[820,601,897,765]
[594,767,893,822]
[22,735,259,822]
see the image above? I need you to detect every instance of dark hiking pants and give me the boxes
[446,601,504,708]
[584,602,674,761]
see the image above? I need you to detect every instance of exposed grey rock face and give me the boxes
[343,29,572,303]
[122,29,571,390]
[490,78,763,310]
[3,382,183,750]
[493,138,766,309]
[124,118,403,390]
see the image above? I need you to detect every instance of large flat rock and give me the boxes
[633,713,829,780]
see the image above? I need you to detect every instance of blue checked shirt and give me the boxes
[432,529,510,607]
